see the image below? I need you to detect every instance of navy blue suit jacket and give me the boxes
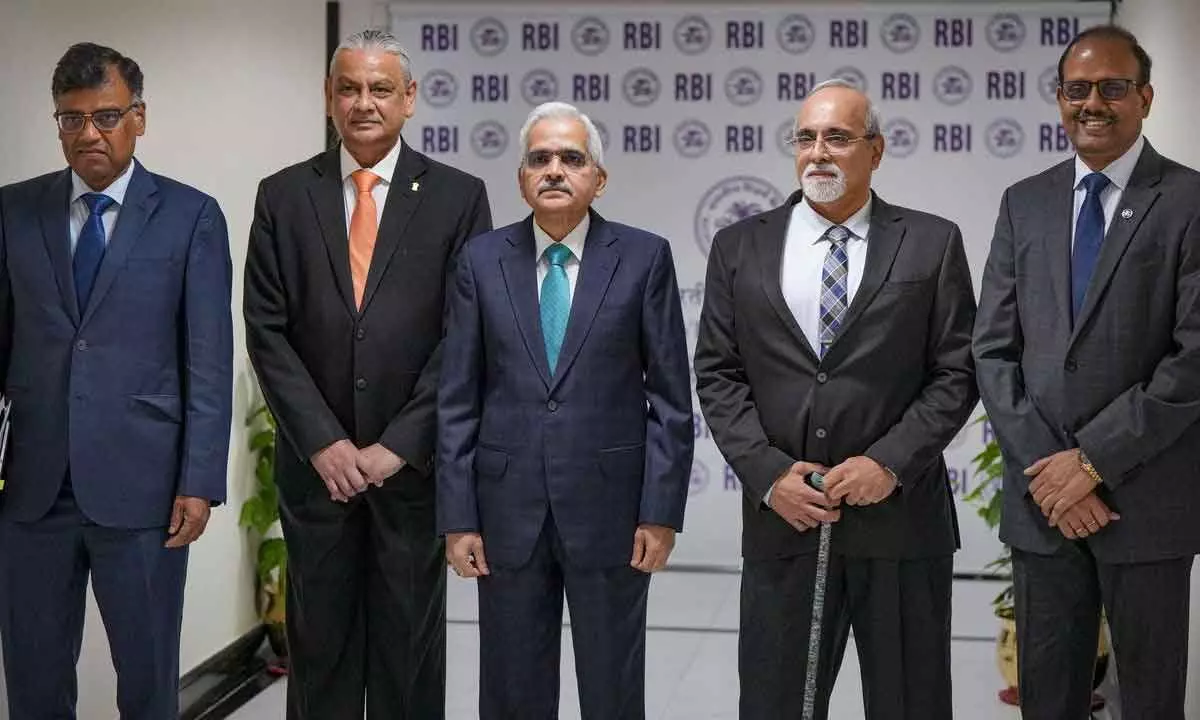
[437,211,694,569]
[0,161,233,528]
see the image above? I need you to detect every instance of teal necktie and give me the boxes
[540,242,573,373]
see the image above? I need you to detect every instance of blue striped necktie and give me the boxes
[75,192,114,313]
[540,242,573,373]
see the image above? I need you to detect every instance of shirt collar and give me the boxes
[340,137,404,185]
[71,158,136,206]
[792,195,873,245]
[1073,134,1144,192]
[534,213,590,263]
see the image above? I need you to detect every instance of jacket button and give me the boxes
[355,378,367,390]
[816,372,828,383]
[815,428,828,439]
[1065,358,1078,372]
[75,339,88,351]
[547,400,559,412]
[356,328,366,341]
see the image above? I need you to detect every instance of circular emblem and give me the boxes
[623,67,661,107]
[933,66,973,106]
[776,119,796,157]
[694,177,785,256]
[986,118,1025,159]
[674,15,712,55]
[470,18,509,57]
[421,70,457,108]
[1038,66,1060,104]
[881,13,920,53]
[777,14,817,54]
[470,121,508,159]
[673,120,712,159]
[883,118,919,158]
[987,13,1026,52]
[830,67,868,93]
[689,461,710,496]
[571,17,610,56]
[725,67,763,107]
[521,69,559,106]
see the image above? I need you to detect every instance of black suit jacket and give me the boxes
[975,142,1200,562]
[695,191,978,560]
[244,142,491,498]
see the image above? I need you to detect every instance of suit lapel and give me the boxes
[81,161,160,327]
[38,170,79,326]
[306,148,357,316]
[500,218,552,388]
[360,142,427,313]
[1041,160,1075,334]
[1071,144,1162,340]
[832,194,904,345]
[756,191,818,360]
[550,211,618,391]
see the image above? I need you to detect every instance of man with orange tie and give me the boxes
[244,29,491,719]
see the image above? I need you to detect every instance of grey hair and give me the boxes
[330,29,412,81]
[803,78,883,136]
[518,101,606,170]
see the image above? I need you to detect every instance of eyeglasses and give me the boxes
[524,148,590,170]
[53,103,141,133]
[785,131,877,153]
[1059,79,1142,102]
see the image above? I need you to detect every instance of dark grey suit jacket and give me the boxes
[695,191,978,561]
[974,142,1200,562]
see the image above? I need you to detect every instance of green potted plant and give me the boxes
[240,402,288,667]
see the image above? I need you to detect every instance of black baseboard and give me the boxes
[179,625,284,720]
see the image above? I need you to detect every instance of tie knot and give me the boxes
[1081,172,1110,195]
[81,192,115,216]
[352,169,380,194]
[544,242,573,268]
[824,224,850,245]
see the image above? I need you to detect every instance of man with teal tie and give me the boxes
[437,101,694,719]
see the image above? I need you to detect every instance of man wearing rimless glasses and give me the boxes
[438,101,693,719]
[976,25,1200,720]
[0,43,232,718]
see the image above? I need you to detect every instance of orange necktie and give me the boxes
[349,169,380,309]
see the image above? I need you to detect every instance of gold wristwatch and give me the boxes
[1078,449,1103,487]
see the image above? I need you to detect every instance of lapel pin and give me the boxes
[1121,208,1133,219]
[411,181,420,192]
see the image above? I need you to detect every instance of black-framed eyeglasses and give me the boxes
[785,130,877,153]
[1059,79,1142,102]
[524,148,591,170]
[53,103,141,133]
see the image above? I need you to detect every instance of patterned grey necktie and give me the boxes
[818,225,850,358]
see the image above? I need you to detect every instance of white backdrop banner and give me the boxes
[388,2,1110,572]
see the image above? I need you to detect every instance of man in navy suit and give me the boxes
[0,43,232,719]
[438,101,694,719]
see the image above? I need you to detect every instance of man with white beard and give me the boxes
[694,79,978,720]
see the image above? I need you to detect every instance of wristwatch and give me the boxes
[1078,449,1103,487]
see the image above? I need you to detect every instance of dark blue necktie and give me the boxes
[1071,172,1111,321]
[74,192,114,313]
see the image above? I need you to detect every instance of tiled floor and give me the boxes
[230,571,1116,719]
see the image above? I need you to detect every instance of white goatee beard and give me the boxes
[801,174,847,203]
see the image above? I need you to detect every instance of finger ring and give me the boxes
[1086,522,1098,529]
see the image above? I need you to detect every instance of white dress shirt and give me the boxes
[69,160,136,255]
[534,213,590,304]
[1071,134,1144,245]
[339,139,403,234]
[780,196,873,352]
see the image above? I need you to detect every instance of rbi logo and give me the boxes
[831,67,868,93]
[933,66,973,106]
[593,121,610,152]
[881,13,920,53]
[571,17,610,56]
[623,68,661,107]
[776,119,796,157]
[694,177,784,256]
[725,68,763,106]
[470,18,508,56]
[987,13,1026,52]
[689,461,710,496]
[883,118,919,158]
[421,70,457,108]
[673,120,712,159]
[986,118,1024,158]
[470,121,508,159]
[674,15,712,55]
[778,14,816,54]
[1038,66,1059,104]
[521,69,558,105]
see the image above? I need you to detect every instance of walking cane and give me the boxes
[801,471,832,720]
